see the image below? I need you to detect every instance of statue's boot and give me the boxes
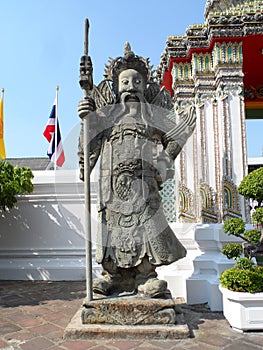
[137,278,172,298]
[92,277,114,295]
[92,270,134,295]
[92,267,123,295]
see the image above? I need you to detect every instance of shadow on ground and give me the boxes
[0,281,86,307]
[0,280,226,339]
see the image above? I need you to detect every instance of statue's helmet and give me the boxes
[104,42,154,95]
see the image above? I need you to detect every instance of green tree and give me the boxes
[239,166,263,243]
[223,218,246,240]
[0,159,34,211]
[238,167,263,205]
[221,167,263,290]
[252,207,263,227]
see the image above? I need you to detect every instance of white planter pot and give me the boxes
[219,285,263,331]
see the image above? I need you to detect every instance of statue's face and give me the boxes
[118,69,145,98]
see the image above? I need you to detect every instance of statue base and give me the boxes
[82,296,179,325]
[64,296,190,340]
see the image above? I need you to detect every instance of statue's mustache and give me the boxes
[109,92,145,120]
[106,91,153,127]
[119,91,145,104]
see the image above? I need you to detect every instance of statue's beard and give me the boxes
[110,91,152,124]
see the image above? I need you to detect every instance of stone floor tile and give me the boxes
[246,334,263,347]
[186,344,215,350]
[224,343,263,350]
[0,339,10,348]
[43,309,67,318]
[19,336,55,350]
[62,340,99,350]
[51,316,73,328]
[5,330,33,342]
[29,323,63,336]
[0,323,22,336]
[135,345,163,350]
[91,346,115,350]
[45,329,65,342]
[107,340,144,350]
[197,333,231,347]
[150,340,188,349]
[18,318,45,328]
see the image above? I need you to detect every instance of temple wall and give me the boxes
[0,170,101,281]
[0,169,248,310]
[169,42,247,223]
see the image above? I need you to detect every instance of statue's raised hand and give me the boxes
[78,97,96,119]
[181,105,196,132]
[163,105,196,145]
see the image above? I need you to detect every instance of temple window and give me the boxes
[224,187,232,209]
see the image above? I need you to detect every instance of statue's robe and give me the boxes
[79,102,188,269]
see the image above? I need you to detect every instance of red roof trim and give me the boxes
[162,34,263,99]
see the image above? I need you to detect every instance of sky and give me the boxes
[0,0,262,166]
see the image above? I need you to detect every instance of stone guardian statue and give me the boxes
[78,43,196,298]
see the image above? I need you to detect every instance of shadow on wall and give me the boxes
[0,201,85,249]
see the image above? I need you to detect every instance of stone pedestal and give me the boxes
[82,297,178,325]
[64,296,190,340]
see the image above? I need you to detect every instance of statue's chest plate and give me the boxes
[109,122,154,166]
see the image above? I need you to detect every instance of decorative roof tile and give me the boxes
[205,0,263,18]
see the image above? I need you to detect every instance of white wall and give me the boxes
[0,170,101,281]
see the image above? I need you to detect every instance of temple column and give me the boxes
[214,41,246,219]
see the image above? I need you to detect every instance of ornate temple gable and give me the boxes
[172,62,192,83]
[171,42,242,90]
[178,183,196,223]
[192,52,213,75]
[222,177,242,220]
[200,182,218,223]
[213,42,243,67]
[157,0,263,88]
[206,0,263,39]
[205,0,262,19]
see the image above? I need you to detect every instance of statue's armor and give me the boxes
[95,110,186,268]
[78,44,197,297]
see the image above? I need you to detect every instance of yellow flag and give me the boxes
[0,97,6,159]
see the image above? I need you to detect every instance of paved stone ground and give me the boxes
[0,281,262,350]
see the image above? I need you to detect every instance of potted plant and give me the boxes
[219,237,263,331]
[219,167,263,331]
[238,166,263,265]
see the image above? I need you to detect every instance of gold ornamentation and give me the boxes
[223,177,242,220]
[256,85,263,98]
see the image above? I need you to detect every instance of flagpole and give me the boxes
[1,88,4,110]
[0,88,6,160]
[54,86,59,171]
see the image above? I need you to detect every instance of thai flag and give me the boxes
[43,99,65,167]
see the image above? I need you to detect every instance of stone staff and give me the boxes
[79,18,93,301]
